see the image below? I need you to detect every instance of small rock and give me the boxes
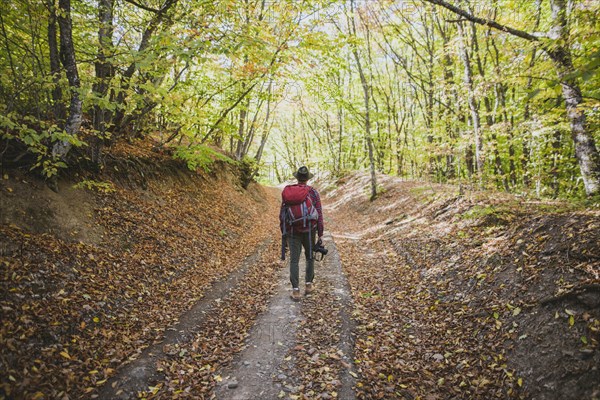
[227,381,238,389]
[243,361,251,366]
[277,373,287,381]
[432,353,444,362]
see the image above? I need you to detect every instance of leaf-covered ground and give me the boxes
[0,145,280,399]
[1,161,599,400]
[323,173,600,400]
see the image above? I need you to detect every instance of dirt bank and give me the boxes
[0,143,278,399]
[323,173,599,399]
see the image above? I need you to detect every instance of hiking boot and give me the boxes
[305,282,314,295]
[291,288,301,301]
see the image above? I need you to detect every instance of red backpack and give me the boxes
[281,184,318,234]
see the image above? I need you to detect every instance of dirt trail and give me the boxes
[90,185,357,400]
[214,233,356,400]
[213,256,303,400]
[98,239,273,399]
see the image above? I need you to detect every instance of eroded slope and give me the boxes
[324,173,599,400]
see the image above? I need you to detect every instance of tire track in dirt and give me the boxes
[214,233,357,400]
[97,239,273,399]
[214,258,303,400]
[319,233,357,400]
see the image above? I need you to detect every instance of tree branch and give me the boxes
[121,0,159,13]
[423,0,540,42]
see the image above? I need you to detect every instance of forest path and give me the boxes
[97,239,274,399]
[93,185,358,400]
[214,233,356,400]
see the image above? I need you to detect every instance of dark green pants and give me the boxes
[288,231,315,289]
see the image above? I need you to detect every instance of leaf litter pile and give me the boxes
[323,173,599,400]
[0,146,281,399]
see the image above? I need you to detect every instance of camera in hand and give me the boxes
[313,242,328,260]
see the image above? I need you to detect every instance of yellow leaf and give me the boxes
[512,307,521,316]
[517,377,523,387]
[569,315,575,326]
[60,351,71,360]
[93,317,100,323]
[581,336,588,344]
[149,384,162,395]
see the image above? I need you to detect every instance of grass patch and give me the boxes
[461,205,498,220]
[408,185,437,203]
[73,179,115,193]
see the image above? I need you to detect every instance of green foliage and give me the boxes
[1,0,599,199]
[461,205,498,220]
[173,145,234,172]
[0,111,85,177]
[73,180,115,193]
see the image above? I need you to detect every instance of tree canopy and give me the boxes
[1,0,599,198]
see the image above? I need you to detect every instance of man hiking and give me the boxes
[280,166,324,301]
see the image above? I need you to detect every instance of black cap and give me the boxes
[293,166,314,181]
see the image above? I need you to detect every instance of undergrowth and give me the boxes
[173,144,234,172]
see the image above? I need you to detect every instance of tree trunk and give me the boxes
[51,0,82,161]
[435,13,456,180]
[91,0,115,167]
[252,80,274,179]
[47,0,65,121]
[235,98,248,160]
[457,22,483,177]
[349,0,377,200]
[521,0,542,189]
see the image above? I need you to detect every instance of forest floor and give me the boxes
[1,150,599,399]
